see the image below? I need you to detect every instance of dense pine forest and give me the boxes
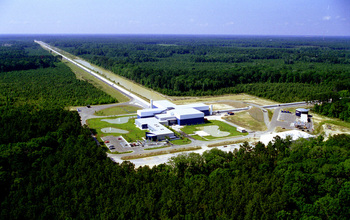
[1,36,350,219]
[44,35,350,102]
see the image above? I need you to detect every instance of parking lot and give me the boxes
[101,136,131,152]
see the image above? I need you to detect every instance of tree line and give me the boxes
[0,40,117,108]
[45,35,350,103]
[313,90,350,122]
[1,117,350,219]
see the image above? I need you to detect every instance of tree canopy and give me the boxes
[46,35,350,102]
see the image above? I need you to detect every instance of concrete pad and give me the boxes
[102,116,131,124]
[101,127,129,134]
[202,125,230,137]
[195,131,210,136]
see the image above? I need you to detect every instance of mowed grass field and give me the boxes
[87,115,145,142]
[224,110,267,131]
[94,105,141,116]
[181,120,246,140]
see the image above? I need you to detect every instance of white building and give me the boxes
[135,100,211,140]
[135,117,175,141]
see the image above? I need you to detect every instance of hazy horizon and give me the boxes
[1,0,350,36]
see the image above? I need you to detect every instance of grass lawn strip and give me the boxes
[144,146,170,151]
[121,146,202,160]
[207,137,258,148]
[87,115,145,142]
[94,105,141,116]
[170,138,192,145]
[267,109,274,121]
[108,150,133,155]
[181,120,245,140]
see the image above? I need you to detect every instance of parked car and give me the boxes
[104,140,109,143]
[109,145,115,150]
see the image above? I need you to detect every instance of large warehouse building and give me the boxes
[135,100,211,141]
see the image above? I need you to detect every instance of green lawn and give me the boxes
[87,115,145,142]
[267,109,274,121]
[94,105,141,116]
[181,120,247,140]
[190,135,208,141]
[170,138,192,145]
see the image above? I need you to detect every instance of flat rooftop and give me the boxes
[136,117,173,135]
[153,100,177,109]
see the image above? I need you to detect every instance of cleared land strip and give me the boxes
[35,40,150,108]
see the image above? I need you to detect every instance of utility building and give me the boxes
[295,108,309,123]
[294,108,311,130]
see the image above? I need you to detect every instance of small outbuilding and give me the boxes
[295,108,309,117]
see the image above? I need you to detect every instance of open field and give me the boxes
[87,115,145,142]
[224,111,267,131]
[170,93,278,106]
[170,138,192,145]
[63,60,130,103]
[181,120,247,140]
[94,105,141,116]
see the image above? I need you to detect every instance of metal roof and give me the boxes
[296,108,309,112]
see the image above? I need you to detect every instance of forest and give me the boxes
[313,91,350,122]
[1,114,350,219]
[44,35,350,102]
[1,36,350,219]
[0,39,117,108]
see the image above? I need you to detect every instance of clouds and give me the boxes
[323,16,331,21]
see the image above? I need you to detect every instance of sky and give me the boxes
[0,0,350,36]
